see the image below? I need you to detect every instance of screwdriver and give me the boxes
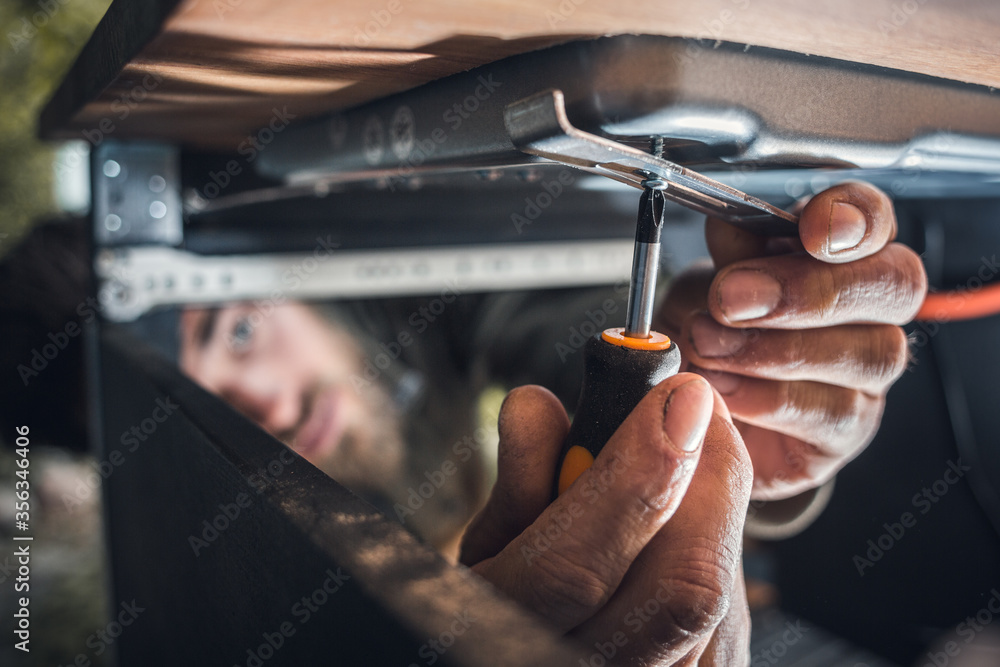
[554,186,681,497]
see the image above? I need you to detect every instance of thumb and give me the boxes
[459,385,569,566]
[469,375,713,632]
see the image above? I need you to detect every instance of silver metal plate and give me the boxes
[95,240,635,322]
[505,90,797,235]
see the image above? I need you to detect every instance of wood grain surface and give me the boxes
[41,0,1000,149]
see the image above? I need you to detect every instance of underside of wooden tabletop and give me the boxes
[40,0,1000,150]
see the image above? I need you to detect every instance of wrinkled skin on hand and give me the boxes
[656,182,928,501]
[461,378,754,665]
[460,182,925,665]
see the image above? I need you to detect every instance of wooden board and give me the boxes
[41,0,1000,150]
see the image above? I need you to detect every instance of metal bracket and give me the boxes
[95,241,635,322]
[92,142,182,246]
[505,90,798,235]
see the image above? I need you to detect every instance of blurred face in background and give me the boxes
[179,302,405,497]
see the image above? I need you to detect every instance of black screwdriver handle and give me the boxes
[553,329,681,498]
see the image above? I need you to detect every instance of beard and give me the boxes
[287,376,480,550]
[293,378,407,504]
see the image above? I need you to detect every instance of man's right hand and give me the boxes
[460,376,753,665]
[656,182,925,502]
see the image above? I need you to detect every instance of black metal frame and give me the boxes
[95,325,585,665]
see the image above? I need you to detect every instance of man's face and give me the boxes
[179,302,404,493]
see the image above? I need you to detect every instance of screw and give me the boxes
[650,136,664,158]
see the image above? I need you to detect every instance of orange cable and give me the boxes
[916,281,1000,322]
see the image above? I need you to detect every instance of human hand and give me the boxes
[656,182,927,501]
[460,376,753,665]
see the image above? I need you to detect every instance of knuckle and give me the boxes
[858,244,928,324]
[862,325,910,388]
[777,329,808,374]
[654,569,731,648]
[855,394,886,451]
[781,436,819,476]
[530,547,615,618]
[814,244,926,324]
[787,382,860,438]
[711,419,754,496]
[616,451,689,519]
[886,244,929,320]
[828,389,864,437]
[812,263,852,321]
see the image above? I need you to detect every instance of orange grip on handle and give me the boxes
[552,328,680,499]
[557,445,595,496]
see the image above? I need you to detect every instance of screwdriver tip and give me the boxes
[636,188,666,244]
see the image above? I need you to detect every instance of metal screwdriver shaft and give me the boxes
[551,185,678,497]
[624,187,666,339]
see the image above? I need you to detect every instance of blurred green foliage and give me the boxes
[0,0,111,255]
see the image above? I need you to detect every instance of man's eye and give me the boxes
[228,316,255,352]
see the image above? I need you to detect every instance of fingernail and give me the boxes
[828,201,867,253]
[717,270,782,322]
[663,379,713,453]
[690,315,746,358]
